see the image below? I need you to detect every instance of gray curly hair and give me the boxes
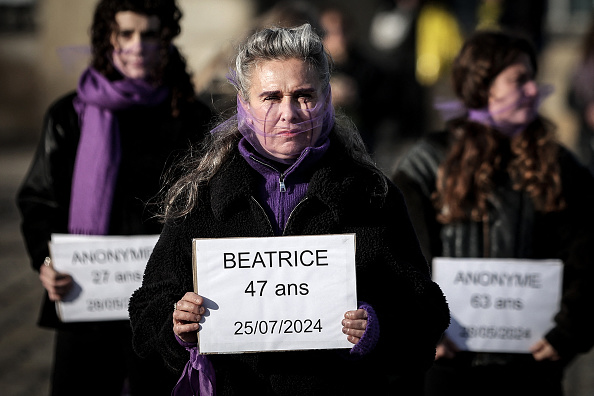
[158,24,382,221]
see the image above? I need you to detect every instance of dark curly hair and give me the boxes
[451,30,538,110]
[434,30,565,224]
[90,0,195,116]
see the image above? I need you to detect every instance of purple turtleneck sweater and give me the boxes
[238,137,330,235]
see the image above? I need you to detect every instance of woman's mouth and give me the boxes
[276,129,303,137]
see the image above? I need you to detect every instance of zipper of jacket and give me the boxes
[282,197,309,236]
[249,155,288,192]
[250,195,310,236]
[250,196,275,235]
[249,151,308,193]
[248,152,310,234]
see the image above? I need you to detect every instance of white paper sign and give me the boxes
[193,234,357,354]
[49,233,159,322]
[432,257,562,353]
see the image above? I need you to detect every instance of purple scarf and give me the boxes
[466,84,551,136]
[434,84,553,137]
[68,67,169,235]
[172,343,216,396]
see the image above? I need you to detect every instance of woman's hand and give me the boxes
[39,258,73,301]
[173,292,205,344]
[530,338,560,361]
[435,336,459,360]
[342,309,368,344]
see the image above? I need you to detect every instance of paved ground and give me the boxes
[0,145,54,396]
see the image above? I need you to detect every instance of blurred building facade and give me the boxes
[2,0,592,148]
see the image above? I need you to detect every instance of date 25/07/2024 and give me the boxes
[234,319,323,336]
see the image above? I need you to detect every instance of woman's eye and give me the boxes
[297,94,312,102]
[118,30,134,40]
[516,73,532,85]
[142,30,160,40]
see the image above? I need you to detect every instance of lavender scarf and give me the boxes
[69,67,169,235]
[434,84,553,137]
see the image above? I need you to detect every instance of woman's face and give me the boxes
[110,11,161,80]
[488,53,538,125]
[245,58,325,161]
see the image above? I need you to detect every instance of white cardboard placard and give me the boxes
[193,234,357,354]
[432,257,562,353]
[49,233,159,322]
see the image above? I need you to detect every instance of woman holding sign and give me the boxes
[392,30,594,396]
[17,0,211,394]
[129,23,449,394]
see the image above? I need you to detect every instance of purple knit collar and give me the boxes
[238,136,330,178]
[238,136,330,234]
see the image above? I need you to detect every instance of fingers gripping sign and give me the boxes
[342,308,368,344]
[173,292,205,344]
[39,257,73,302]
[530,338,560,361]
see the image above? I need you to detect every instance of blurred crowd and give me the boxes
[3,0,593,174]
[193,0,558,173]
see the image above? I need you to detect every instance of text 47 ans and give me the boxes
[245,280,309,297]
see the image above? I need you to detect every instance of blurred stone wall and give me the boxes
[0,0,255,146]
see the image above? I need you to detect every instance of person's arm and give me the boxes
[16,93,79,271]
[542,149,594,358]
[128,220,196,372]
[390,135,445,264]
[350,177,449,377]
[391,171,441,264]
[390,136,453,363]
[17,95,79,306]
[385,182,450,369]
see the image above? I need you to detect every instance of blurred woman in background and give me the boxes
[393,30,594,396]
[17,0,211,394]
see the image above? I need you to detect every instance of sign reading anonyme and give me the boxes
[193,234,357,354]
[49,233,159,322]
[432,257,562,353]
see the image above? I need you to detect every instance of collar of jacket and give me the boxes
[208,141,383,222]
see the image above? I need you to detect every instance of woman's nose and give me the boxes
[123,33,143,53]
[279,98,298,122]
[523,80,538,97]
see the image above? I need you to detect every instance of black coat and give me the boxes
[16,91,212,328]
[393,130,594,359]
[128,141,450,395]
